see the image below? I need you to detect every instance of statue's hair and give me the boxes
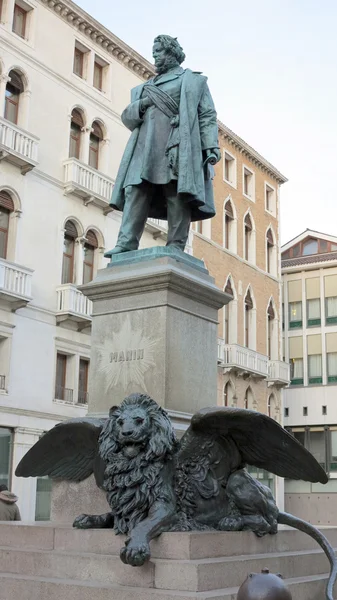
[154,35,185,65]
[98,394,178,534]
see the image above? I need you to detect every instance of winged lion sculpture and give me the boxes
[16,393,336,599]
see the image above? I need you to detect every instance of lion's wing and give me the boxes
[15,418,107,483]
[180,407,328,484]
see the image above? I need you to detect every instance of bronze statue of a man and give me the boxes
[108,35,220,254]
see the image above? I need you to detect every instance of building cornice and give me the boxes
[218,121,288,185]
[38,0,154,80]
[282,259,337,274]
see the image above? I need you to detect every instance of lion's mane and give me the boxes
[98,394,179,534]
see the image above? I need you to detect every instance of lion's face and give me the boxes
[114,406,151,458]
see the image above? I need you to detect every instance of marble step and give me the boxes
[0,544,333,591]
[0,571,330,600]
[1,522,337,559]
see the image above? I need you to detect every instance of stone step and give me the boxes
[1,522,337,559]
[0,571,330,600]
[0,544,333,591]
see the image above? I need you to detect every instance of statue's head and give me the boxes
[99,393,178,461]
[153,35,185,74]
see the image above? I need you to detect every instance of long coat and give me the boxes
[110,69,219,222]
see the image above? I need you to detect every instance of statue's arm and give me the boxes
[197,83,220,155]
[121,100,144,131]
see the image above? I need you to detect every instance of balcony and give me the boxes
[63,158,114,209]
[0,258,33,310]
[54,386,73,404]
[0,117,39,174]
[77,390,89,405]
[56,284,92,329]
[217,340,269,379]
[267,360,290,387]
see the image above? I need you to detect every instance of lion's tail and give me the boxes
[278,511,336,600]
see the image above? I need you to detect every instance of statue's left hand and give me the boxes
[209,148,221,163]
[120,537,151,567]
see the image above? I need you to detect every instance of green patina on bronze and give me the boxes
[107,35,220,255]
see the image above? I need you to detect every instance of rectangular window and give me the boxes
[78,359,89,404]
[330,430,337,472]
[290,357,303,385]
[0,427,12,488]
[265,183,276,214]
[303,406,308,416]
[307,298,321,327]
[284,407,289,417]
[12,3,27,38]
[289,301,302,328]
[322,406,327,415]
[54,353,73,403]
[93,61,103,90]
[243,166,254,199]
[73,47,84,77]
[326,296,337,325]
[308,354,322,384]
[224,151,236,186]
[327,352,337,383]
[309,430,326,470]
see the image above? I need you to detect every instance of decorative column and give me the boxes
[0,75,10,118]
[74,236,85,285]
[11,427,43,521]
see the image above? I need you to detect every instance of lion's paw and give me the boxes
[218,516,244,531]
[73,514,98,529]
[120,540,151,567]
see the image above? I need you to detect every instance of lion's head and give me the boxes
[99,393,178,462]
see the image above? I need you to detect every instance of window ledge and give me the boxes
[223,178,237,190]
[265,208,276,218]
[243,192,255,202]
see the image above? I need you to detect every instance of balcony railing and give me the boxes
[268,360,290,386]
[0,117,39,173]
[0,258,33,309]
[0,375,6,391]
[54,386,73,404]
[77,390,89,405]
[218,340,269,379]
[56,284,92,326]
[63,158,114,209]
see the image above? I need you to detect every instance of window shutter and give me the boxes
[0,191,14,211]
[92,121,103,140]
[65,220,77,238]
[9,70,24,92]
[86,230,98,247]
[244,214,252,231]
[224,201,234,219]
[245,289,253,308]
[71,109,84,128]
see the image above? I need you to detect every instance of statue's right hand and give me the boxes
[140,97,153,113]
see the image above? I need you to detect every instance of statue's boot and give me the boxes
[105,246,131,257]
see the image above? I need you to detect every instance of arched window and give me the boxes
[83,230,98,284]
[244,387,254,410]
[267,300,275,360]
[266,228,277,275]
[224,199,234,250]
[69,109,84,160]
[244,213,253,261]
[268,394,277,419]
[89,121,104,169]
[62,220,78,284]
[224,277,233,343]
[223,381,234,407]
[0,192,14,259]
[244,288,254,348]
[5,70,24,124]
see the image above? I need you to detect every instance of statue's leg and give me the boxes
[164,182,191,251]
[113,182,152,252]
[73,512,114,529]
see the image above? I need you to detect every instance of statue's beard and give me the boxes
[155,55,180,75]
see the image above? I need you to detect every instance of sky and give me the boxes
[76,0,337,245]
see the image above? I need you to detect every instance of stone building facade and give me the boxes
[282,230,337,524]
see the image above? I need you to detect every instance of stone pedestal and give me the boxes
[81,247,231,416]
